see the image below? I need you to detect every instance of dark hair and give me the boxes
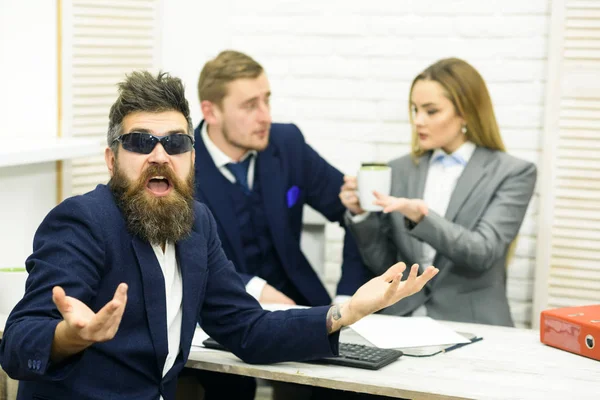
[107,71,193,152]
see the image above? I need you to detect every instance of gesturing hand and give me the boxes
[373,191,429,223]
[326,262,438,333]
[51,283,128,361]
[347,262,438,321]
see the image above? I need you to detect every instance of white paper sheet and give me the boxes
[349,315,470,349]
[191,326,210,349]
[261,303,310,312]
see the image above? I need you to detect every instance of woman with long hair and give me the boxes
[340,58,536,326]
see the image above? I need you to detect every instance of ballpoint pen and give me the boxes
[443,337,484,353]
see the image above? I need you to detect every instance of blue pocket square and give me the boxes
[286,186,300,208]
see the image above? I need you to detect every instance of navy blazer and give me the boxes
[0,185,338,400]
[194,121,373,305]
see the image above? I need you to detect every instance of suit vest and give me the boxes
[227,170,307,305]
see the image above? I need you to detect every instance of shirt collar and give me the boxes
[201,121,257,168]
[429,141,476,165]
[151,241,175,257]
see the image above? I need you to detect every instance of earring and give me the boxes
[461,125,467,134]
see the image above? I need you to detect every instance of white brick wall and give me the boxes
[162,0,551,327]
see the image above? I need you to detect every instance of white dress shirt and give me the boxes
[200,123,265,300]
[151,242,183,400]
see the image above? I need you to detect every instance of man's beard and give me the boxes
[109,161,195,245]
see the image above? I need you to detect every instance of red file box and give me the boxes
[540,304,600,361]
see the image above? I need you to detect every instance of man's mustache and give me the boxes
[140,165,177,183]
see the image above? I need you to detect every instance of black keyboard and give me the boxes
[318,342,403,370]
[202,338,402,370]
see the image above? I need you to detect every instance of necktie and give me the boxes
[433,153,467,168]
[225,155,253,195]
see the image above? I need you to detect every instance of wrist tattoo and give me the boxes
[326,304,343,334]
[332,304,342,320]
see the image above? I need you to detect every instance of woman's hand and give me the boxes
[339,175,365,215]
[373,191,429,223]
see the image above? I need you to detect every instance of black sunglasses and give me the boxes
[112,132,195,155]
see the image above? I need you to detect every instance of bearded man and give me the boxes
[0,71,437,400]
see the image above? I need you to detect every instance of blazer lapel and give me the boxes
[405,154,431,261]
[175,231,205,360]
[194,122,245,270]
[408,153,431,199]
[257,145,292,268]
[131,237,168,375]
[444,147,489,222]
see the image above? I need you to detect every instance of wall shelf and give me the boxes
[0,138,104,168]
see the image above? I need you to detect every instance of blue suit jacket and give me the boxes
[194,121,373,305]
[0,185,338,400]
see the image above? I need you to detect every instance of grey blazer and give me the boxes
[347,147,537,326]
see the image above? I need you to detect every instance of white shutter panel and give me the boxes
[534,0,600,321]
[61,0,160,196]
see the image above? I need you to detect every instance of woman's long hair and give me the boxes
[409,58,506,159]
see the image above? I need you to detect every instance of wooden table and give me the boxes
[2,315,599,399]
[185,321,600,400]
